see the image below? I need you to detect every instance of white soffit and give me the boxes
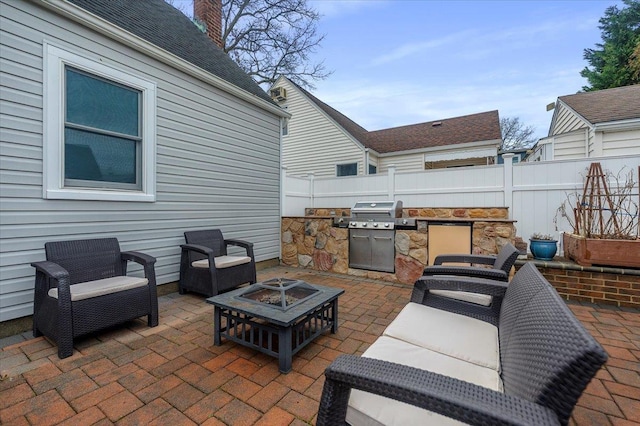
[424,147,496,162]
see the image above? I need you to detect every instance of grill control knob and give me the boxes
[373,223,379,227]
[350,222,356,227]
[402,219,408,225]
[384,223,390,228]
[362,223,367,227]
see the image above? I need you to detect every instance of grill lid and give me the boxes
[351,200,403,218]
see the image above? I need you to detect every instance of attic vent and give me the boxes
[270,87,287,102]
[432,121,442,127]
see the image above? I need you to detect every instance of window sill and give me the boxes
[45,189,155,202]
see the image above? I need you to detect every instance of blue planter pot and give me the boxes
[529,239,557,261]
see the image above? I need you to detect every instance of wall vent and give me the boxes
[270,87,287,102]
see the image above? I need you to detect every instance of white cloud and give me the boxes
[371,30,475,66]
[312,64,589,141]
[370,14,599,67]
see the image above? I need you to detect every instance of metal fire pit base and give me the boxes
[206,281,344,373]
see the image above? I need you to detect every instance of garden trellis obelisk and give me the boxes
[576,162,621,238]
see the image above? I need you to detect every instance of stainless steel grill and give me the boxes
[346,200,414,273]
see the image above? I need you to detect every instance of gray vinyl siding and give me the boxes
[0,1,281,321]
[278,79,364,177]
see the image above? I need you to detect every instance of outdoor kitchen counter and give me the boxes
[282,211,517,285]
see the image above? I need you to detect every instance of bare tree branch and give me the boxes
[500,116,537,150]
[221,0,331,89]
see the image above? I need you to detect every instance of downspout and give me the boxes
[584,127,589,157]
[364,148,370,175]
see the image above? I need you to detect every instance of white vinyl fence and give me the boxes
[282,155,639,252]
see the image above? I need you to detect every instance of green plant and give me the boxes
[531,233,556,241]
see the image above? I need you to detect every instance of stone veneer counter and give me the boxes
[282,207,517,285]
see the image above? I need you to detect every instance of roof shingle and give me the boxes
[66,0,273,103]
[367,111,502,153]
[295,82,501,154]
[559,84,640,124]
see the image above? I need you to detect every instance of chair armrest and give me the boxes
[180,243,218,272]
[31,261,72,303]
[121,251,157,286]
[423,265,508,282]
[225,238,255,259]
[416,275,509,297]
[180,243,215,256]
[433,253,496,266]
[31,260,69,281]
[317,355,560,426]
[121,251,156,266]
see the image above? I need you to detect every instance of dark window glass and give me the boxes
[369,164,377,174]
[64,129,137,184]
[64,67,142,189]
[337,163,357,176]
[66,68,139,136]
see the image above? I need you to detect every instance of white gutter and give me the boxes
[376,138,501,157]
[593,118,640,131]
[35,0,291,119]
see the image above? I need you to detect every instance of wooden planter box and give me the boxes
[563,233,640,268]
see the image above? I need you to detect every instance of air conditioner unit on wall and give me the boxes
[270,87,287,102]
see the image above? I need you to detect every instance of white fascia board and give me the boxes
[593,118,640,131]
[423,145,499,162]
[37,0,291,119]
[377,139,501,158]
[546,100,560,137]
[554,100,593,131]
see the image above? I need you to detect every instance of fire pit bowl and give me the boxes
[237,278,319,311]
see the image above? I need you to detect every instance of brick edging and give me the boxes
[515,261,640,309]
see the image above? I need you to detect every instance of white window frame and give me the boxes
[43,43,156,202]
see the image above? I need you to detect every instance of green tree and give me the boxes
[581,0,640,91]
[500,117,536,151]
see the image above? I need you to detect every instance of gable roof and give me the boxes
[65,0,273,104]
[558,84,640,125]
[367,111,501,154]
[294,83,370,146]
[286,78,501,154]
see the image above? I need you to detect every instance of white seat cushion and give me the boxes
[347,336,503,426]
[191,255,251,269]
[430,289,493,307]
[48,276,149,302]
[383,302,499,370]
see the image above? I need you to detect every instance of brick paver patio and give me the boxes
[1,266,638,425]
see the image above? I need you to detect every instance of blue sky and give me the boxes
[173,0,624,140]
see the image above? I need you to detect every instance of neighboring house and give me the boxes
[497,148,530,164]
[0,0,289,322]
[530,85,640,161]
[270,76,502,177]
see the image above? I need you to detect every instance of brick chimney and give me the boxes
[194,0,223,48]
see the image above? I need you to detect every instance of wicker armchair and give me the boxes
[420,242,520,314]
[424,242,520,281]
[179,229,256,297]
[317,263,607,426]
[31,238,159,359]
